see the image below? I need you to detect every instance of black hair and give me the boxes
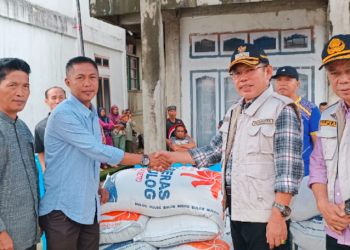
[0,58,31,83]
[175,125,185,131]
[218,120,223,127]
[319,102,328,107]
[65,56,98,77]
[45,86,66,99]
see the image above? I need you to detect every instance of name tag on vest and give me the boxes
[320,120,337,127]
[252,119,274,126]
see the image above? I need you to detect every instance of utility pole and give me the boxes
[76,0,85,56]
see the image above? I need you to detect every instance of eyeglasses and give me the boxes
[229,65,267,80]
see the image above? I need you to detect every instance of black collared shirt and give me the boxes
[34,114,50,153]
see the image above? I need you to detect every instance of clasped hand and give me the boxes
[319,201,350,235]
[147,151,174,172]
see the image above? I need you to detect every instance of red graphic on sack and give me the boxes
[100,211,141,223]
[180,171,221,199]
[180,233,230,250]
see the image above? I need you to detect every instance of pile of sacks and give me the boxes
[290,176,326,250]
[99,167,233,250]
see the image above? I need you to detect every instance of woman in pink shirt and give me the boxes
[98,107,114,146]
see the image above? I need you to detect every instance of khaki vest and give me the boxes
[219,85,301,222]
[316,101,350,229]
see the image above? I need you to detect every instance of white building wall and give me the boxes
[180,8,327,140]
[0,0,126,133]
[26,0,76,18]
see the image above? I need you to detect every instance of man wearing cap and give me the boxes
[308,34,350,249]
[154,44,304,250]
[166,106,188,140]
[272,66,321,176]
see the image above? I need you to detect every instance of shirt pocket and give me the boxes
[247,126,275,155]
[246,163,276,209]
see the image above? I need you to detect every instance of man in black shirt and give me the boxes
[34,86,66,172]
[166,106,188,139]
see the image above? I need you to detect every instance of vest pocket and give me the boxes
[260,126,275,154]
[247,127,260,154]
[246,164,276,209]
[318,127,338,160]
[247,126,275,155]
[322,137,337,160]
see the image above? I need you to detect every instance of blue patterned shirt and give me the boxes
[295,97,321,176]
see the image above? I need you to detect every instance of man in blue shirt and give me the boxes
[39,57,171,250]
[273,66,321,176]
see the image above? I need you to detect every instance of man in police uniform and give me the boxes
[308,34,350,249]
[153,44,304,250]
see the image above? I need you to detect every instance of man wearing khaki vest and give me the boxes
[152,44,304,250]
[308,34,350,249]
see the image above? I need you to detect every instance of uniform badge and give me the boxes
[327,38,345,54]
[252,119,274,126]
[320,120,337,127]
[235,46,249,59]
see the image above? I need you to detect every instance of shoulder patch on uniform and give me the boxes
[252,119,274,126]
[320,120,337,127]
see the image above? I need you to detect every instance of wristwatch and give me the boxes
[273,202,292,217]
[345,198,350,215]
[141,154,150,167]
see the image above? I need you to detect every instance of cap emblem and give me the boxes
[238,46,246,53]
[281,69,285,72]
[235,46,249,59]
[327,38,346,55]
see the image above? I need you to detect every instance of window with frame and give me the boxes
[95,55,110,69]
[96,76,111,115]
[127,55,139,90]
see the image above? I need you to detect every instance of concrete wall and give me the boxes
[90,0,273,17]
[180,7,327,139]
[0,0,126,133]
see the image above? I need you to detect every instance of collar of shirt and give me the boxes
[241,85,270,112]
[69,95,96,117]
[0,110,17,124]
[341,100,350,118]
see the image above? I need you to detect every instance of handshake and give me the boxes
[146,151,175,172]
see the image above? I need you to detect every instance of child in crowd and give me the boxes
[114,110,128,136]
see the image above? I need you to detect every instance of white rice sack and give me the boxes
[290,216,326,250]
[99,211,149,244]
[290,176,320,221]
[134,214,220,248]
[157,209,234,250]
[99,241,156,250]
[158,233,232,250]
[102,167,223,226]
